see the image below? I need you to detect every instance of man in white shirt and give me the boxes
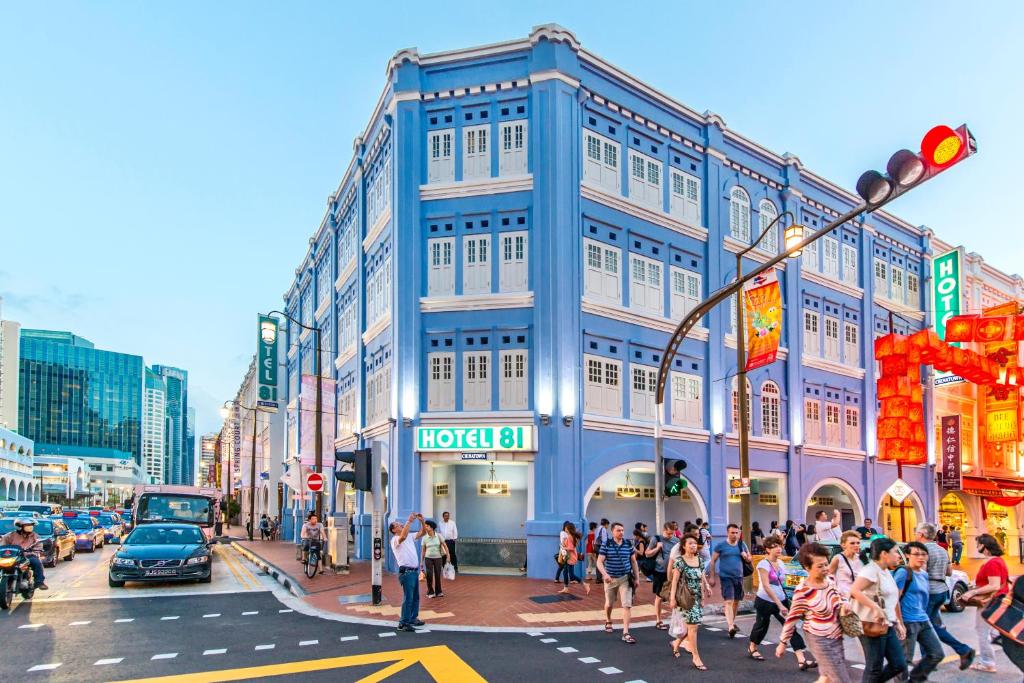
[814,509,842,542]
[438,511,458,573]
[390,513,426,631]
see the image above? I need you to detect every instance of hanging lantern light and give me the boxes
[481,462,505,496]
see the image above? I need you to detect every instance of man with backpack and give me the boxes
[696,519,712,562]
[593,518,610,557]
[646,521,679,630]
[895,541,945,682]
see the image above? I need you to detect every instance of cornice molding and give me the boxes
[580,182,708,242]
[871,296,926,321]
[581,297,710,342]
[800,445,867,460]
[802,269,864,299]
[420,292,534,312]
[335,260,356,292]
[582,414,710,442]
[363,207,392,252]
[419,175,533,201]
[723,236,788,270]
[801,355,866,379]
[725,434,791,452]
[362,317,391,345]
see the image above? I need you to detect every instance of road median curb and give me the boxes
[230,542,307,598]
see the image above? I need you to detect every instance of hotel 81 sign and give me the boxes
[257,315,279,412]
[416,426,534,452]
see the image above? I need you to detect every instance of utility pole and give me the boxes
[370,441,384,605]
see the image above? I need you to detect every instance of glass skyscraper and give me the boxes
[151,365,192,486]
[18,330,143,464]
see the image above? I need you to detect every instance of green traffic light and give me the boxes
[665,476,689,496]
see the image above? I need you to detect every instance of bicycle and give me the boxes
[304,540,322,579]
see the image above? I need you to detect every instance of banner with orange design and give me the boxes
[744,270,783,371]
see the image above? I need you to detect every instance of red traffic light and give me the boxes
[921,124,972,169]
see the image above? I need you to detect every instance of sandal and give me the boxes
[655,621,668,630]
[798,660,818,671]
[670,642,680,658]
[728,626,739,639]
[748,649,765,661]
[604,622,613,633]
[621,633,637,644]
[693,660,708,672]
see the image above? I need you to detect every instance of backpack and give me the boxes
[638,537,657,576]
[594,526,608,554]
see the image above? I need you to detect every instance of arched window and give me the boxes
[761,381,781,437]
[731,377,752,433]
[730,187,751,243]
[759,200,778,253]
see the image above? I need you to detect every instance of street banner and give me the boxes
[299,374,336,470]
[256,315,280,412]
[743,270,782,371]
[940,415,962,492]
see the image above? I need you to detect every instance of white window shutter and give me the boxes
[499,231,528,292]
[463,235,491,295]
[462,125,489,180]
[842,244,858,285]
[463,352,491,410]
[499,121,527,176]
[803,311,820,356]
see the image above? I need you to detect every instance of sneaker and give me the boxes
[413,619,425,626]
[960,649,976,671]
[426,593,435,599]
[436,592,445,598]
[397,624,416,632]
[36,583,48,591]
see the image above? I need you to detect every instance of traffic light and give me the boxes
[664,459,688,497]
[335,448,372,491]
[856,124,976,207]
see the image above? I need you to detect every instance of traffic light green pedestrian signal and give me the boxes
[664,459,688,497]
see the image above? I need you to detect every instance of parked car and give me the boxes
[0,518,76,567]
[63,515,105,551]
[780,540,969,611]
[108,523,215,587]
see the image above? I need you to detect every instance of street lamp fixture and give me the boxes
[260,321,278,345]
[784,223,806,257]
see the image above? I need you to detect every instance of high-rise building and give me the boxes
[186,406,196,486]
[142,368,167,484]
[0,298,21,430]
[19,329,144,504]
[151,365,190,485]
[200,434,217,488]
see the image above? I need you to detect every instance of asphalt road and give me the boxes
[2,545,1020,682]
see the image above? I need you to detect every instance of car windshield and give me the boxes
[31,521,54,536]
[126,526,204,545]
[137,495,212,525]
[98,515,118,525]
[67,519,94,531]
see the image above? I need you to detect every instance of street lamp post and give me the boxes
[263,310,323,521]
[734,212,801,552]
[221,400,263,541]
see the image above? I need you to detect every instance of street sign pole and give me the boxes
[371,441,384,605]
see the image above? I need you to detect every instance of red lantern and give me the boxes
[877,418,901,439]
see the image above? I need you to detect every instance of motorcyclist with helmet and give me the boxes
[1,519,48,590]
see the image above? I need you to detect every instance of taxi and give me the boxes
[62,512,105,551]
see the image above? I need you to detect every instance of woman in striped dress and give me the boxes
[776,542,852,683]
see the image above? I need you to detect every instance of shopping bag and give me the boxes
[443,562,455,581]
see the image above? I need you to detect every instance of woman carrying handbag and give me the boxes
[849,537,908,683]
[667,533,712,671]
[961,533,1010,673]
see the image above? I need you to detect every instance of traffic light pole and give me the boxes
[371,441,384,605]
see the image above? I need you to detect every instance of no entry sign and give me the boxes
[306,472,324,492]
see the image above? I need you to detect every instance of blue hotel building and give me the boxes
[279,25,938,574]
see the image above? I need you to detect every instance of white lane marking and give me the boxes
[203,613,221,618]
[557,647,579,653]
[527,632,545,637]
[540,638,558,643]
[70,621,92,626]
[599,667,623,674]
[242,611,259,615]
[415,629,431,634]
[27,663,61,672]
[160,616,180,621]
[852,664,866,670]
[762,640,773,645]
[279,609,294,613]
[339,636,359,642]
[151,653,178,660]
[203,649,227,656]
[378,632,397,638]
[115,618,134,623]
[579,656,601,664]
[705,627,721,631]
[624,680,648,683]
[19,624,44,629]
[94,658,124,666]
[299,640,318,646]
[254,644,275,651]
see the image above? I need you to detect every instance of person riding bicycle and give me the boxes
[300,513,327,570]
[1,519,48,590]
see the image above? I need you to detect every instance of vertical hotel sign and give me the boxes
[257,315,279,412]
[940,415,962,491]
[743,270,783,371]
[933,249,964,386]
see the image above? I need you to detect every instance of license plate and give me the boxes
[144,569,177,576]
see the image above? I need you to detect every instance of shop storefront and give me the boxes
[416,424,535,574]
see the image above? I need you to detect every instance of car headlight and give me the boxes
[0,558,15,568]
[186,555,210,565]
[77,533,88,539]
[112,556,135,567]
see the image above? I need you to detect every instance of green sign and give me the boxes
[932,249,962,342]
[416,425,534,452]
[257,315,279,412]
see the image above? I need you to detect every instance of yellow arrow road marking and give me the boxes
[107,645,487,683]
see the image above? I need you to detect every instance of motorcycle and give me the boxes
[0,544,37,609]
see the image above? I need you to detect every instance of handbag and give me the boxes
[674,568,696,611]
[960,594,991,609]
[861,590,889,637]
[839,608,863,637]
[740,542,754,578]
[984,594,1024,644]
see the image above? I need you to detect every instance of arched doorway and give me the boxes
[939,493,969,532]
[805,478,865,533]
[984,500,1018,553]
[584,462,708,533]
[878,491,924,543]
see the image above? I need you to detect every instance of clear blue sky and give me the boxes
[2,1,1021,439]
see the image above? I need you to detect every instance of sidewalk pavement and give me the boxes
[233,539,752,630]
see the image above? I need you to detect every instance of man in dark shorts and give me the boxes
[646,521,678,630]
[708,523,751,637]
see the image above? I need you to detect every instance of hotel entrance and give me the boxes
[416,424,535,575]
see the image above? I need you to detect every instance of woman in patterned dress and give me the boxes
[668,533,712,671]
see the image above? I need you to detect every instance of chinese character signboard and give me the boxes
[743,270,783,371]
[257,315,280,412]
[940,415,962,492]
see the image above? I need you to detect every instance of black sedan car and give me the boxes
[0,518,76,566]
[108,523,214,587]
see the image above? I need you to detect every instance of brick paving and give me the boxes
[235,540,745,628]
